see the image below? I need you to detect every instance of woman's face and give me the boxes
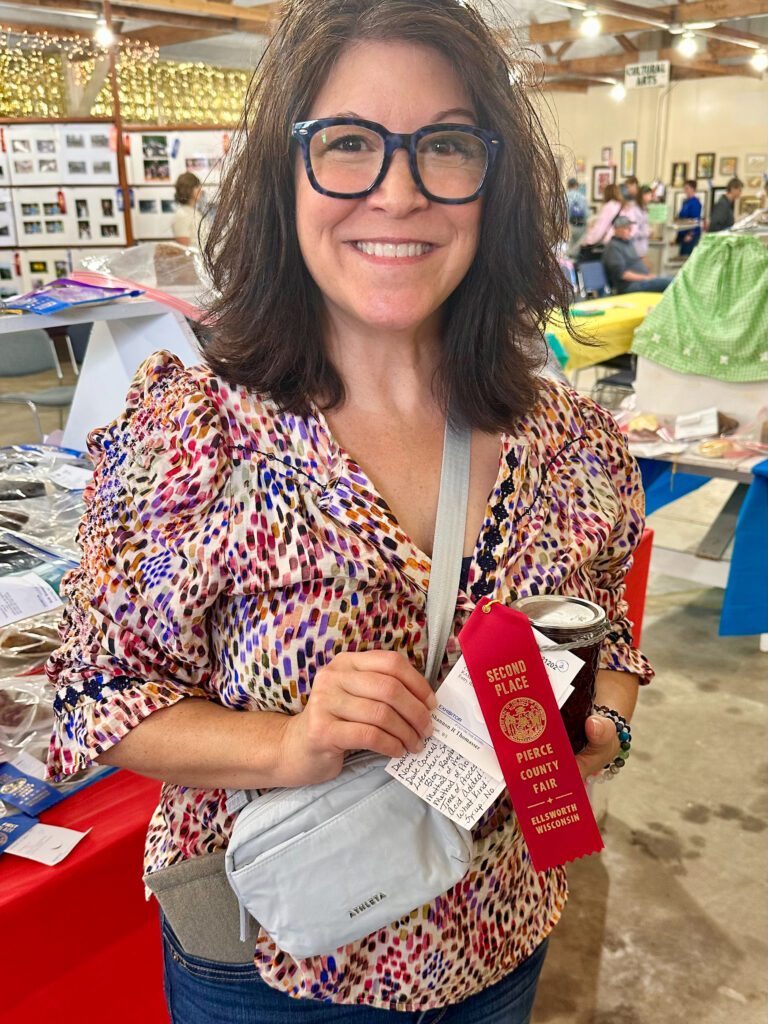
[295,40,483,337]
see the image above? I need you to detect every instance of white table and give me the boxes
[0,298,200,451]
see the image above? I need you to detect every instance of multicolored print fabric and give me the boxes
[47,351,652,1011]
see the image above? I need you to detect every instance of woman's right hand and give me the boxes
[276,651,437,787]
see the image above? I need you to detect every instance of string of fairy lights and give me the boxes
[0,26,248,123]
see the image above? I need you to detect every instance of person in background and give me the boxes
[172,171,202,246]
[709,177,743,233]
[566,176,589,255]
[622,184,652,266]
[675,180,702,256]
[620,175,639,202]
[602,216,673,293]
[579,182,622,254]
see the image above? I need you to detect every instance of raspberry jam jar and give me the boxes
[509,596,610,753]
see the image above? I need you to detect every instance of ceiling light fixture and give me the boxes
[610,81,626,101]
[751,48,768,72]
[580,9,602,38]
[93,17,115,48]
[676,30,698,59]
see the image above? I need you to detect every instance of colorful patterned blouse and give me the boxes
[47,351,652,1011]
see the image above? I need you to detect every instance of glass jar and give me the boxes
[509,595,610,753]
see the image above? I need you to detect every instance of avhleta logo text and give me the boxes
[349,892,388,919]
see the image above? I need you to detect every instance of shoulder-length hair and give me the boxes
[175,172,200,206]
[203,0,571,432]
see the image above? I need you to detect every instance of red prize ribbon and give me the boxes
[459,599,603,872]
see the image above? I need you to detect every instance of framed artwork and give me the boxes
[740,195,761,216]
[591,164,616,201]
[600,146,613,163]
[719,156,737,177]
[671,162,687,188]
[695,152,715,180]
[574,156,586,174]
[711,186,728,209]
[620,140,637,178]
[745,154,767,174]
[746,175,764,189]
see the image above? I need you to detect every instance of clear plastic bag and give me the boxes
[77,241,212,305]
[0,674,55,763]
[0,611,62,677]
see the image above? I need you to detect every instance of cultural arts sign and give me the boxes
[624,60,670,89]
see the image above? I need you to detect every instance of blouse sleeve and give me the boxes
[46,352,232,778]
[582,200,621,246]
[583,405,655,685]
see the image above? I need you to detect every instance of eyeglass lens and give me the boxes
[309,125,489,199]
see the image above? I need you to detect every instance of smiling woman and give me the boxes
[47,2,651,1022]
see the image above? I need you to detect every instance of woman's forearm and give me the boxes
[594,668,640,722]
[96,698,294,790]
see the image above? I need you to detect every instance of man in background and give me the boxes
[603,216,673,293]
[709,177,743,232]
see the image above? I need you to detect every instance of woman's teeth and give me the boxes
[353,241,432,258]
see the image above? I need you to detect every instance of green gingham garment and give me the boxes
[632,233,768,382]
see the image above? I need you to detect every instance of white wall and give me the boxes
[537,75,768,202]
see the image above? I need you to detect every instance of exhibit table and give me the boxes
[0,770,167,1024]
[546,292,663,372]
[636,450,768,641]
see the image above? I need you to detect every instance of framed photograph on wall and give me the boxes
[600,146,613,163]
[745,154,767,174]
[740,195,761,216]
[591,164,616,201]
[719,156,737,177]
[671,162,687,188]
[695,152,715,180]
[620,140,637,178]
[746,175,764,189]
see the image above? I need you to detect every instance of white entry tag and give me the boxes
[5,823,90,865]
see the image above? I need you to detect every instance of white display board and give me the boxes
[5,124,62,186]
[11,187,76,247]
[59,123,118,186]
[5,124,118,188]
[0,250,23,299]
[125,129,230,187]
[0,147,10,188]
[132,185,178,240]
[71,187,126,246]
[18,248,71,291]
[0,188,17,247]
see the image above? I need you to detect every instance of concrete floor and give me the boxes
[1,363,766,1022]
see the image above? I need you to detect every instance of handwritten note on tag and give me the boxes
[386,736,505,830]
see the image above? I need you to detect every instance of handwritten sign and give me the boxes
[625,60,670,89]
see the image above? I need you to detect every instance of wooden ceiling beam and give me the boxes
[615,33,638,53]
[2,0,276,31]
[122,24,233,45]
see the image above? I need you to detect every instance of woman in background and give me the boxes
[172,171,202,246]
[624,184,653,267]
[579,182,622,255]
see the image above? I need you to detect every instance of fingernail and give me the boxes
[424,722,434,738]
[427,693,438,710]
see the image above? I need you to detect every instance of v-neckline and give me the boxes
[308,399,513,576]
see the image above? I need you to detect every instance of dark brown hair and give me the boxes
[683,179,697,190]
[203,0,572,431]
[174,172,200,206]
[602,183,621,205]
[726,177,744,192]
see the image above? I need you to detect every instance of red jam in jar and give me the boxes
[509,596,610,753]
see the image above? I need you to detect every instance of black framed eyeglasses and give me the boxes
[292,117,502,204]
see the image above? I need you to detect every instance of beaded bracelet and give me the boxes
[592,704,632,781]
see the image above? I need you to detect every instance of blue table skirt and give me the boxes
[637,457,768,637]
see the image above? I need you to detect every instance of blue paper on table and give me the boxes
[0,808,38,855]
[0,763,62,815]
[11,278,143,315]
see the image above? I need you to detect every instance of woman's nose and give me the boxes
[367,149,429,215]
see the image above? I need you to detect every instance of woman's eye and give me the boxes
[327,135,370,152]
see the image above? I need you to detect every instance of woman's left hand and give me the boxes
[575,714,619,781]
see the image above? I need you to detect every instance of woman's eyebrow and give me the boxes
[329,108,478,122]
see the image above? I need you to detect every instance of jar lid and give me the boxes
[510,595,606,631]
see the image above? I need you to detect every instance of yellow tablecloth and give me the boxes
[546,293,664,372]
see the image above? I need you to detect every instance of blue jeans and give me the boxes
[162,917,548,1024]
[622,276,673,292]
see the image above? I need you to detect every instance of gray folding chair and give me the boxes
[0,329,75,441]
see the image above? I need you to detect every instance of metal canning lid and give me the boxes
[509,595,608,646]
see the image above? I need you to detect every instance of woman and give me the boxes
[579,182,623,254]
[675,179,702,256]
[47,1,652,1021]
[172,171,202,246]
[623,184,653,266]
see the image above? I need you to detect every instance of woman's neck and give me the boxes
[322,308,443,419]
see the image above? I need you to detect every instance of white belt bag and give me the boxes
[225,418,475,958]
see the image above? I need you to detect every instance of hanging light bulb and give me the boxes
[610,81,626,101]
[676,31,698,59]
[580,9,602,38]
[94,17,115,48]
[751,48,768,72]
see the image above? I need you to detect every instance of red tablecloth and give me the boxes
[1,770,168,1024]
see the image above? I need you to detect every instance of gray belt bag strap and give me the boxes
[149,416,473,963]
